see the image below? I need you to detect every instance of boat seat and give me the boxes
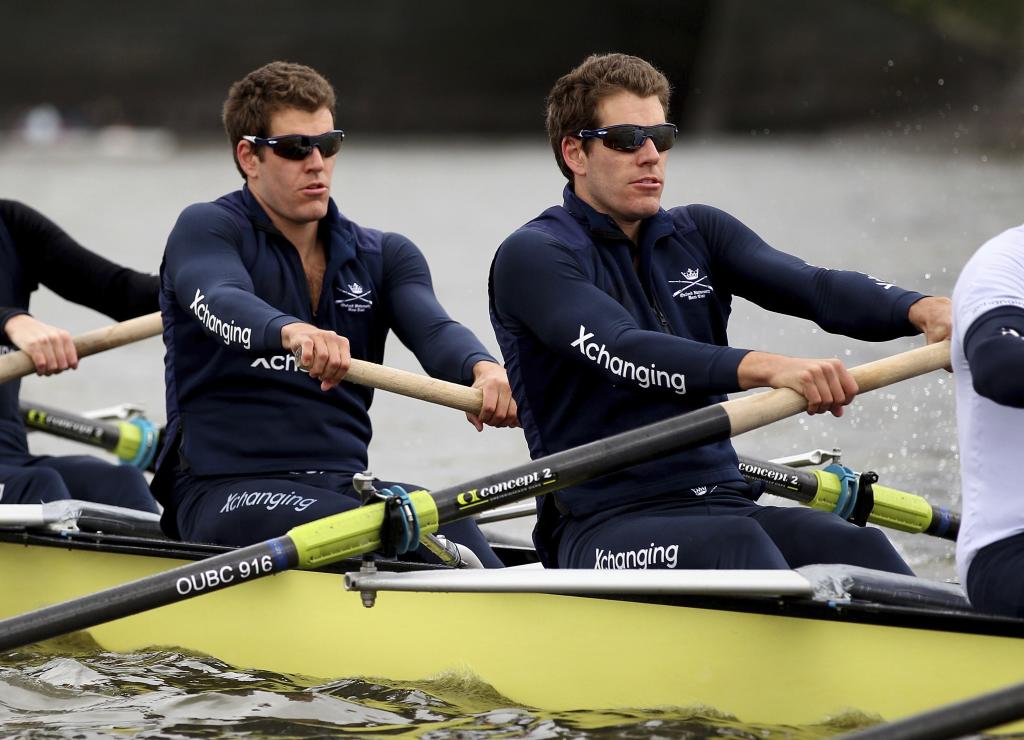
[797,563,970,611]
[0,499,165,538]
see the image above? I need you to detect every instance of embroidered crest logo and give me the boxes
[336,282,373,313]
[669,268,713,301]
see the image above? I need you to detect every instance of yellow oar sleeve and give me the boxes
[811,470,933,534]
[112,421,143,461]
[289,491,439,569]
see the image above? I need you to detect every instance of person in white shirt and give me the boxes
[952,224,1024,616]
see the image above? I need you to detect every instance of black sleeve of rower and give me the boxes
[963,306,1024,407]
[688,205,924,340]
[381,232,495,384]
[0,199,159,320]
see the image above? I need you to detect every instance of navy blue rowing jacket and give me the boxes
[489,187,925,532]
[0,200,158,457]
[159,187,493,486]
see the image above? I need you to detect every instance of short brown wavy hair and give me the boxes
[546,53,671,180]
[223,61,337,178]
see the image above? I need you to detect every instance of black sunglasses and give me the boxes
[576,123,677,152]
[242,129,345,160]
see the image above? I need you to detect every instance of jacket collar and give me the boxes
[238,185,357,265]
[560,184,674,247]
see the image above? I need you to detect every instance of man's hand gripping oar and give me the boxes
[0,312,164,383]
[283,321,516,428]
[0,340,950,651]
[0,314,503,421]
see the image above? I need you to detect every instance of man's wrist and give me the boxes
[907,297,929,331]
[0,309,31,330]
[736,350,776,390]
[274,317,306,348]
[0,310,32,344]
[907,295,952,333]
[472,359,500,379]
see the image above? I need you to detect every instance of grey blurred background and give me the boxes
[2,0,1022,148]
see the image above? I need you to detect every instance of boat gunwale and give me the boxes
[5,528,1024,640]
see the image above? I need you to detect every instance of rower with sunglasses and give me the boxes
[489,53,951,572]
[155,62,516,565]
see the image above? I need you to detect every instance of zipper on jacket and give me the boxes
[651,293,672,333]
[628,240,671,334]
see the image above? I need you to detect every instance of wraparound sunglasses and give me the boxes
[576,123,677,152]
[242,129,345,160]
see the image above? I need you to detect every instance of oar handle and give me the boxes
[848,339,951,392]
[0,312,164,384]
[347,340,951,419]
[345,359,483,415]
[725,340,951,435]
[0,310,485,414]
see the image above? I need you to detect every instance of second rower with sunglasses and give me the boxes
[155,61,517,564]
[489,53,951,572]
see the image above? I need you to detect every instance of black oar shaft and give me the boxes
[738,454,960,541]
[737,455,819,504]
[20,401,122,452]
[431,405,731,523]
[20,400,163,471]
[0,538,298,651]
[840,681,1024,740]
[924,506,960,540]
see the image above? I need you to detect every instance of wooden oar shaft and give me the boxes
[346,359,482,414]
[724,341,950,435]
[0,312,163,384]
[0,310,481,412]
[351,340,950,420]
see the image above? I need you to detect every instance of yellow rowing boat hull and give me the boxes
[2,539,1023,730]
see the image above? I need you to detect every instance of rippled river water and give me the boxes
[1,635,886,739]
[1,134,1021,737]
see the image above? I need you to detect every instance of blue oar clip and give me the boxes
[379,485,421,556]
[824,463,859,520]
